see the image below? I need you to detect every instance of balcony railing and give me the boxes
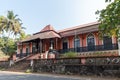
[16,44,118,58]
[58,43,118,53]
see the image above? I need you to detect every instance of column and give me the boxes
[40,40,42,53]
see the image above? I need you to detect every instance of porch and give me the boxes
[16,43,118,58]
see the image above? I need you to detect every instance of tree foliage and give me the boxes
[19,31,31,40]
[0,11,24,36]
[0,37,16,56]
[96,0,120,38]
[0,11,25,55]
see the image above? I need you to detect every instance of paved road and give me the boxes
[0,71,118,80]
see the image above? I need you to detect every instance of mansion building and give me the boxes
[17,22,118,59]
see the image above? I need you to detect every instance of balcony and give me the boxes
[58,44,118,53]
[16,44,118,58]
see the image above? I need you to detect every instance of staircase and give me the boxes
[6,60,30,72]
[7,53,42,72]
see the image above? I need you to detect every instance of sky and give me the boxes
[0,0,109,34]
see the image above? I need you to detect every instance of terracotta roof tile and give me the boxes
[21,31,61,42]
[20,21,99,42]
[58,21,99,33]
[40,24,55,32]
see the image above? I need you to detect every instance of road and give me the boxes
[0,71,118,80]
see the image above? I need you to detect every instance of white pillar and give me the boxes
[50,39,53,49]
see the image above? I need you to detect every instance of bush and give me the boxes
[64,51,77,58]
[25,69,32,73]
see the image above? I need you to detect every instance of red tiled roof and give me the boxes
[21,30,61,42]
[40,24,55,32]
[58,21,99,33]
[21,21,99,42]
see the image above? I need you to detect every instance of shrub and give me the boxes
[25,69,32,73]
[64,51,77,58]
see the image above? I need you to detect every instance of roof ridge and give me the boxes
[40,24,55,32]
[58,21,99,33]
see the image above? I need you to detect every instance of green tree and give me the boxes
[19,31,31,40]
[0,11,24,55]
[96,0,120,38]
[0,37,16,56]
[0,11,24,36]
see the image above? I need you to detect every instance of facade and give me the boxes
[17,22,118,59]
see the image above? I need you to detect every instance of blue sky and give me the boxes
[0,0,108,34]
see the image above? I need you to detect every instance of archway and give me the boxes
[74,36,80,52]
[87,33,95,51]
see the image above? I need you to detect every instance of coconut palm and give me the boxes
[0,16,8,34]
[0,11,24,54]
[0,11,25,37]
[9,11,24,36]
[19,31,31,40]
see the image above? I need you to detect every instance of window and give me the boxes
[62,38,68,51]
[87,33,95,51]
[20,48,22,54]
[32,43,36,53]
[103,36,112,50]
[26,44,30,56]
[74,36,80,48]
[62,38,68,49]
[74,36,80,52]
[20,47,23,58]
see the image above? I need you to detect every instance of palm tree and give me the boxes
[8,11,24,36]
[0,11,24,36]
[19,31,31,40]
[0,11,24,54]
[0,16,8,34]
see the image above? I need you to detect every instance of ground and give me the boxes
[0,71,119,80]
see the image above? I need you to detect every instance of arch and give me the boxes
[74,36,80,52]
[87,33,95,51]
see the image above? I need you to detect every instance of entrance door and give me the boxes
[103,36,112,50]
